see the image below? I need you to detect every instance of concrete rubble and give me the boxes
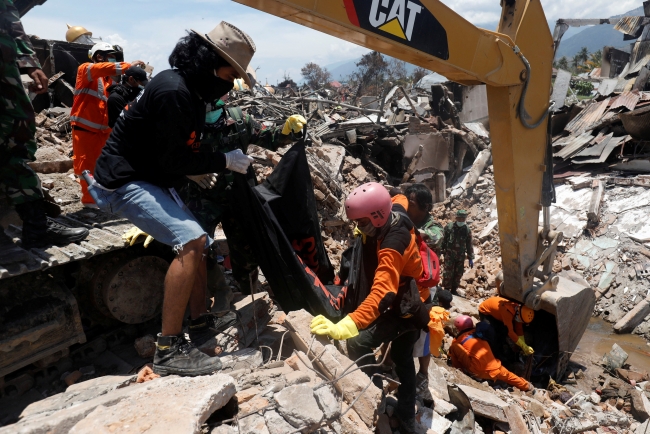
[6,42,650,434]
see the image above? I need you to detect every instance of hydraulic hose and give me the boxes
[513,45,554,129]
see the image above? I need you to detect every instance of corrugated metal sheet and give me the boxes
[610,91,640,111]
[626,53,650,76]
[575,132,613,157]
[629,41,650,69]
[572,135,628,164]
[564,98,610,135]
[614,16,645,36]
[554,132,595,159]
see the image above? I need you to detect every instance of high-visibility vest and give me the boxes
[70,61,130,132]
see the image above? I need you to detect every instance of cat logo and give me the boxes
[343,0,449,60]
[368,0,422,41]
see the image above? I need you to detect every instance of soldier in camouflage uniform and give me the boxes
[178,97,303,294]
[441,209,474,293]
[0,0,87,248]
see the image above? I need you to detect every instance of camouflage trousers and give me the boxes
[0,40,42,206]
[179,182,258,293]
[442,257,465,293]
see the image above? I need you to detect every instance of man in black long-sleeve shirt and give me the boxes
[106,66,148,128]
[90,22,257,376]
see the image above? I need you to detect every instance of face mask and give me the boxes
[455,221,466,227]
[205,108,223,124]
[194,69,234,102]
[138,84,145,90]
[357,221,377,238]
[107,58,117,63]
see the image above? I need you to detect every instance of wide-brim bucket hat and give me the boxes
[191,22,256,87]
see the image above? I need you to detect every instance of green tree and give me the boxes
[300,62,332,89]
[578,47,589,65]
[351,51,389,96]
[411,66,429,84]
[554,56,570,70]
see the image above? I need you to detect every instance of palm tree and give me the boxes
[578,47,589,65]
[555,56,570,70]
[572,54,582,72]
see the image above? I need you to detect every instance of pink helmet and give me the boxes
[345,182,392,228]
[454,315,474,332]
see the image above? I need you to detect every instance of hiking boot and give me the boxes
[416,371,433,406]
[188,312,238,347]
[15,200,89,249]
[153,334,222,376]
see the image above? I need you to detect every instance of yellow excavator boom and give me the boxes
[235,0,595,378]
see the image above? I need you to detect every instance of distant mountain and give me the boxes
[325,56,423,82]
[554,6,644,59]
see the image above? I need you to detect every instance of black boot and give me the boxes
[188,312,237,347]
[15,200,89,249]
[153,333,222,376]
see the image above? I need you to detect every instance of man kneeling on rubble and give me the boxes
[450,315,534,392]
[311,182,428,434]
[88,22,257,376]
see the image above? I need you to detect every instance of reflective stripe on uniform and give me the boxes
[70,115,110,131]
[87,67,92,82]
[73,88,107,101]
[115,64,122,75]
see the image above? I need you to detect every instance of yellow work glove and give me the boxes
[123,226,154,248]
[353,226,366,244]
[516,336,534,356]
[282,114,307,135]
[310,315,359,340]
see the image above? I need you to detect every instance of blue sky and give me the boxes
[21,0,641,85]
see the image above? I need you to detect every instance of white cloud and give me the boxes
[20,0,641,83]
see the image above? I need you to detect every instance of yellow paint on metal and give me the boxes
[378,18,406,40]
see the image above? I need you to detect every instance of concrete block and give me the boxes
[415,407,452,433]
[285,310,381,429]
[67,374,236,434]
[631,389,650,422]
[220,348,264,371]
[275,384,323,429]
[450,296,479,318]
[238,395,269,414]
[264,410,296,434]
[314,385,341,421]
[236,387,262,404]
[458,384,509,423]
[238,413,270,434]
[338,408,373,434]
[285,371,310,386]
[433,397,457,416]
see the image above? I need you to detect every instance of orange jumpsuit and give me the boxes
[70,61,130,204]
[478,296,524,344]
[348,199,423,330]
[450,329,529,391]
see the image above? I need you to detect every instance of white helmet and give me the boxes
[88,42,115,60]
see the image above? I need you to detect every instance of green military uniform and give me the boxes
[417,214,444,256]
[441,210,474,293]
[179,105,289,292]
[0,0,44,206]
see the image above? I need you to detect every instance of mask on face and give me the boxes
[205,99,226,124]
[455,221,467,227]
[138,84,145,90]
[357,221,377,238]
[194,69,234,102]
[107,58,117,63]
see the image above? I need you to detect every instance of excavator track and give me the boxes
[0,209,169,380]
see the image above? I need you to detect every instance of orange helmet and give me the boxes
[519,306,535,324]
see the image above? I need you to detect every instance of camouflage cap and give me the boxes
[456,209,468,217]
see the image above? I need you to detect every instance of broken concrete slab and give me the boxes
[285,310,381,429]
[314,385,341,421]
[6,374,236,434]
[275,384,323,429]
[478,220,498,242]
[458,384,509,423]
[631,389,650,422]
[433,397,457,416]
[220,348,264,371]
[416,407,453,433]
[238,413,270,434]
[603,343,630,370]
[614,297,650,334]
[450,296,479,318]
[338,408,374,434]
[264,409,296,434]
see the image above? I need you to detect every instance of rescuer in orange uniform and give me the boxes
[70,42,144,206]
[450,315,533,392]
[311,182,427,434]
[478,295,535,358]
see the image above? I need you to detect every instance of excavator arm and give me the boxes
[235,0,595,379]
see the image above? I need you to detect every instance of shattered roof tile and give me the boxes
[564,98,610,135]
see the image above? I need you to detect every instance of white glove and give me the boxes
[187,173,217,189]
[224,149,253,174]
